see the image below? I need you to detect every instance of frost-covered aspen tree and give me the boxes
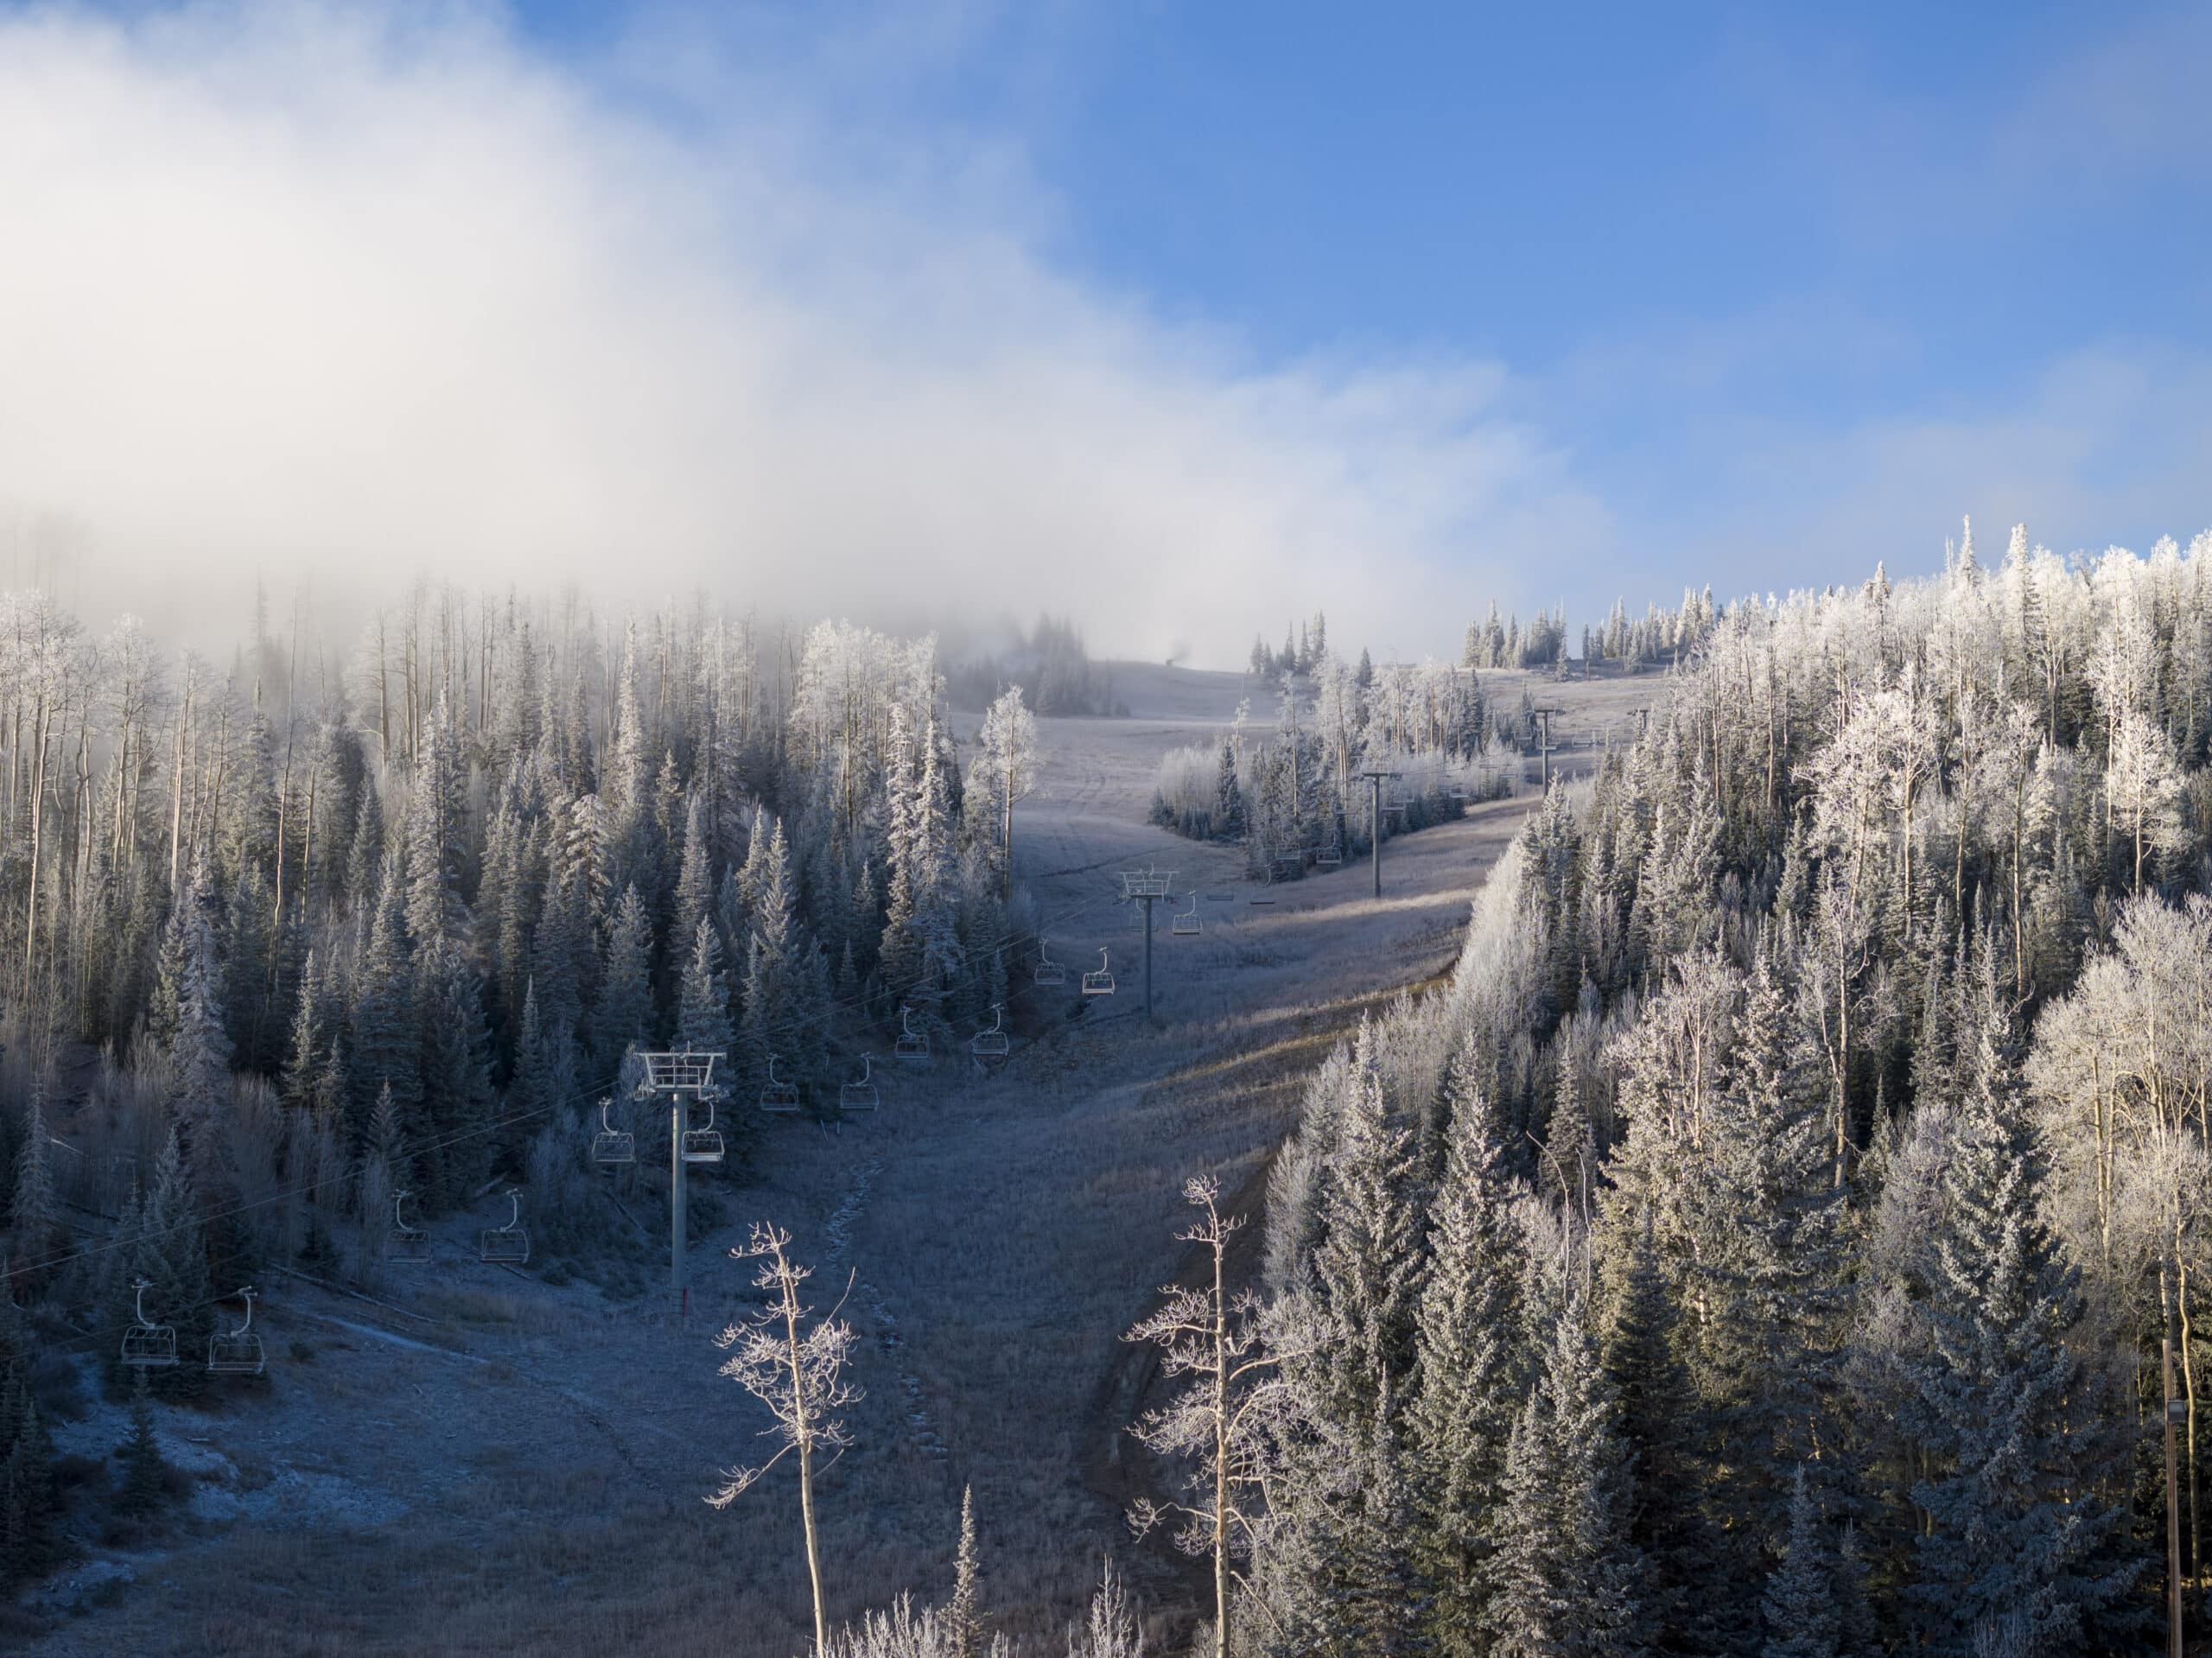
[1126,1177,1311,1658]
[1066,1556,1145,1658]
[709,1223,862,1656]
[967,686,1037,900]
[2104,707,2183,893]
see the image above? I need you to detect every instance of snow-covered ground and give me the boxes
[22,662,1665,1656]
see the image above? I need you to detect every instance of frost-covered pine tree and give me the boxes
[115,1369,167,1518]
[353,854,422,1135]
[676,916,734,1059]
[1759,1466,1839,1658]
[1311,1018,1426,1427]
[1213,735,1245,842]
[1274,1020,1431,1654]
[594,883,655,1069]
[125,1127,212,1401]
[416,939,493,1204]
[1406,1046,1526,1655]
[169,888,235,1183]
[1895,975,2133,1653]
[742,816,824,1086]
[1487,1299,1645,1658]
[1693,948,1848,1558]
[279,950,325,1115]
[881,708,962,1014]
[671,794,715,971]
[1601,1227,1730,1657]
[402,689,469,949]
[9,1086,60,1278]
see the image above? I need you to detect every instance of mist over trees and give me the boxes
[945,616,1124,718]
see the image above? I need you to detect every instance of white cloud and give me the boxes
[0,0,1605,665]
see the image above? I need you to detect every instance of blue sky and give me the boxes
[539,0,2212,607]
[3,1,2208,658]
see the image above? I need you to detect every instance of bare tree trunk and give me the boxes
[782,1293,829,1657]
[169,668,194,893]
[2183,1251,2201,1581]
[22,690,50,988]
[1001,752,1015,902]
[375,613,391,771]
[1211,1225,1231,1658]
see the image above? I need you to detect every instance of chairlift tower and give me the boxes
[1119,867,1174,1021]
[1358,770,1399,900]
[1533,708,1567,791]
[634,1050,725,1318]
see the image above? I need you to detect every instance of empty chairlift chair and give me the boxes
[480,1190,531,1265]
[840,1055,880,1114]
[970,1003,1009,1061]
[1172,892,1201,936]
[592,1096,635,1166]
[207,1288,265,1377]
[1316,840,1343,868]
[684,1085,729,1161]
[757,1058,800,1116]
[1033,941,1067,988]
[385,1190,431,1264]
[1082,948,1116,997]
[120,1279,178,1369]
[894,1007,931,1063]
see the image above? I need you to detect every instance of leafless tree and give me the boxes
[1065,1555,1145,1658]
[709,1223,862,1656]
[1125,1176,1314,1658]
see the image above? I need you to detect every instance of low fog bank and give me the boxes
[0,2,1602,670]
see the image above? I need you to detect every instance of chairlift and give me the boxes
[1316,842,1343,868]
[685,1089,729,1161]
[385,1190,430,1264]
[758,1056,801,1116]
[592,1096,635,1166]
[840,1055,880,1114]
[894,1006,931,1063]
[970,1003,1009,1060]
[1172,892,1201,936]
[1033,942,1067,988]
[479,1190,531,1266]
[120,1278,178,1369]
[207,1288,265,1377]
[1081,948,1116,997]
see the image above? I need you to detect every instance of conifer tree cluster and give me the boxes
[1210,528,2212,1655]
[0,592,1029,1534]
